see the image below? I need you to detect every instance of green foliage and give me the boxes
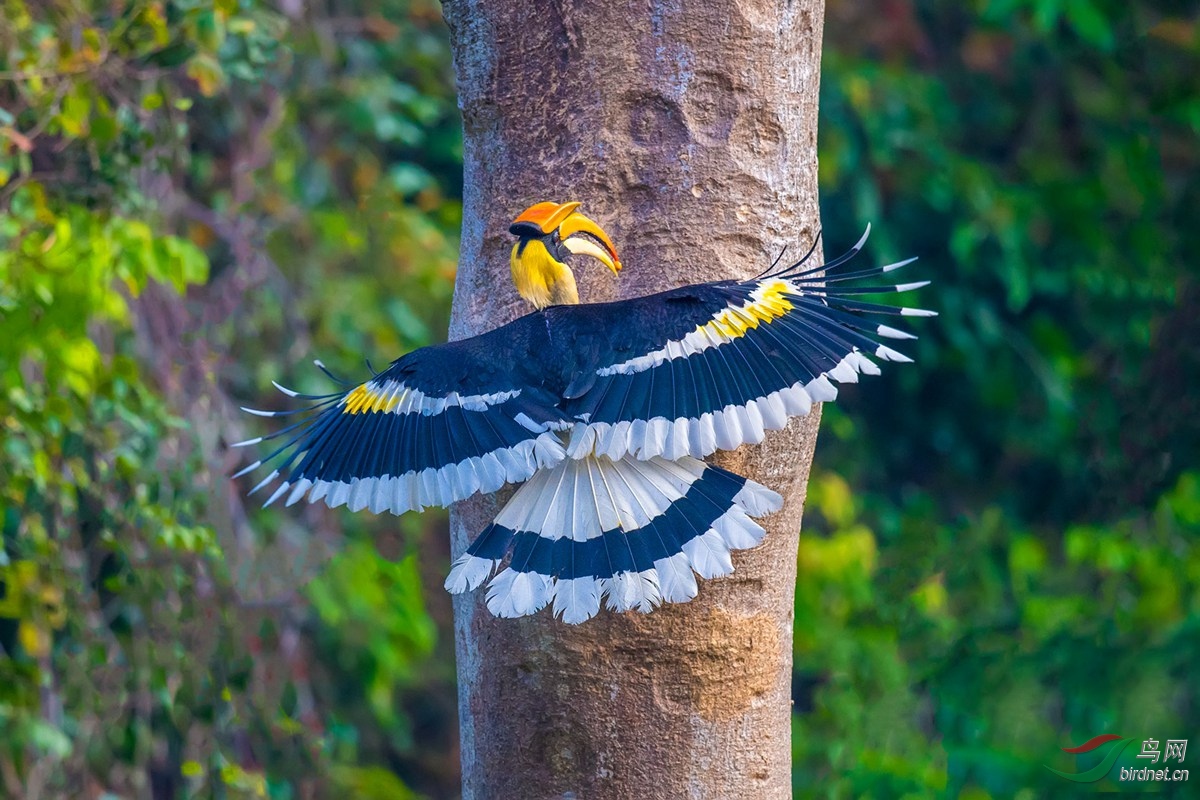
[0,178,219,785]
[798,3,1200,797]
[793,467,1198,797]
[2,0,458,796]
[0,0,286,211]
[819,3,1197,516]
[307,545,436,730]
[4,1,1195,798]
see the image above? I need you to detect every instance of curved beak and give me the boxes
[559,212,622,275]
[510,201,622,275]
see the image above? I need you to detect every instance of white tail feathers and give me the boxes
[445,454,782,624]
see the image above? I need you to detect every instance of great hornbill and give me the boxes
[235,201,933,623]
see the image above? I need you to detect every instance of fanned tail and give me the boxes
[445,454,782,624]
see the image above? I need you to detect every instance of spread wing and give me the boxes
[235,227,934,516]
[232,317,570,515]
[557,228,936,461]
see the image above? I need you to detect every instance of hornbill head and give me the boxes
[508,201,622,310]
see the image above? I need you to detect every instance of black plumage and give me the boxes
[236,217,932,623]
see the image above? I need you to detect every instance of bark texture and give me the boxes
[442,1,826,797]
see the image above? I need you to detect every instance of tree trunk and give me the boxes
[442,1,826,797]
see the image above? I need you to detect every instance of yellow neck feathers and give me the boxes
[510,239,579,309]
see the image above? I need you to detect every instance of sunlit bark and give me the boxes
[443,1,826,796]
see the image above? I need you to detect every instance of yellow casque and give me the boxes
[508,201,622,309]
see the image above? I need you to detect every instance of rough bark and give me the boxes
[442,2,826,797]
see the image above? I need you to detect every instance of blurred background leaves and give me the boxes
[803,2,1198,796]
[0,0,1196,798]
[2,1,458,797]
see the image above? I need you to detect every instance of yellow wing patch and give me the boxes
[700,281,794,340]
[343,383,404,415]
